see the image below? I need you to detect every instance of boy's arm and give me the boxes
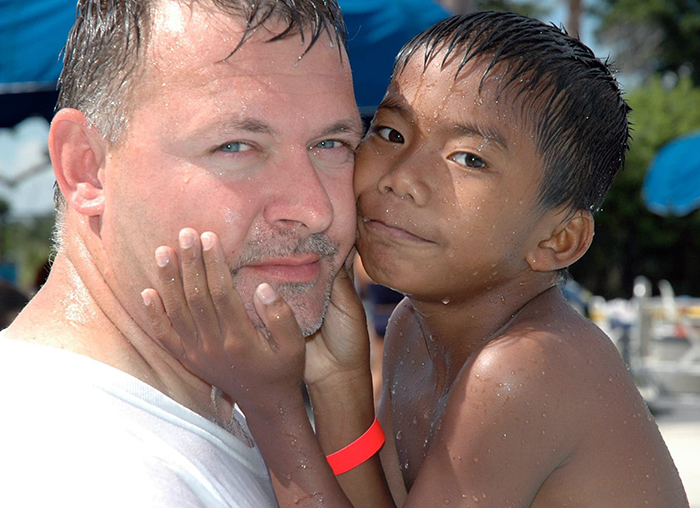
[302,259,394,506]
[141,229,395,507]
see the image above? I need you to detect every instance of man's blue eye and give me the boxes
[220,142,252,153]
[450,152,486,169]
[314,140,343,149]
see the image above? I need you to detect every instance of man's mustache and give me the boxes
[231,231,338,273]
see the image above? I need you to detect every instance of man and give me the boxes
[0,0,363,506]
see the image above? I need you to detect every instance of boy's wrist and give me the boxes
[306,366,373,407]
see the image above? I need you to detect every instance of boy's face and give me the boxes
[354,52,550,301]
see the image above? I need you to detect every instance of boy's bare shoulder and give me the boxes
[459,289,637,430]
[432,289,688,507]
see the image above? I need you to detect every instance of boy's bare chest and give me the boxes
[387,335,449,489]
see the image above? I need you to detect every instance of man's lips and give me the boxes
[242,254,322,283]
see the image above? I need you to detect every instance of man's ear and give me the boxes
[526,210,594,272]
[49,108,107,216]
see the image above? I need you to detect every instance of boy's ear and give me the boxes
[526,210,594,272]
[49,108,107,217]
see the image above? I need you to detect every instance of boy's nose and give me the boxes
[377,156,431,206]
[264,152,335,234]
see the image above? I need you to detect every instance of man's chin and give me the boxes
[239,283,329,338]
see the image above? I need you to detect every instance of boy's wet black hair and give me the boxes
[392,11,631,215]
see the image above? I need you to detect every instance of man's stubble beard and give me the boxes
[230,230,340,337]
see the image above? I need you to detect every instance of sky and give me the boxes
[0,116,55,220]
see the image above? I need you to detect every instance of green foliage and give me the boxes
[570,76,700,298]
[0,214,55,293]
[599,0,700,85]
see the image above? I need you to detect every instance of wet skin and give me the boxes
[133,30,688,508]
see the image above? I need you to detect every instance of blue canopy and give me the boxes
[0,0,450,126]
[643,130,700,216]
[341,0,450,115]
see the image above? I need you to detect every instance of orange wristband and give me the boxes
[326,417,385,475]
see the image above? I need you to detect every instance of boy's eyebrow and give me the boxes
[376,96,415,120]
[378,95,508,149]
[451,122,508,149]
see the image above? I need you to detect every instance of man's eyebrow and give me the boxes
[316,120,364,141]
[451,122,508,149]
[193,117,277,138]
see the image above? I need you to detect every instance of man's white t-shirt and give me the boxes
[0,334,278,508]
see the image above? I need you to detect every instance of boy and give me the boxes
[142,11,689,507]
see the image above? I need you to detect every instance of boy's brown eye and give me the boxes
[450,152,486,169]
[376,126,404,144]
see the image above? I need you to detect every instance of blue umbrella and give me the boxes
[342,0,451,115]
[0,0,450,126]
[643,130,700,216]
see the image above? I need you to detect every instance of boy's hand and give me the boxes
[303,252,372,389]
[140,228,305,414]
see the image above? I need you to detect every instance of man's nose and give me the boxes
[263,148,335,233]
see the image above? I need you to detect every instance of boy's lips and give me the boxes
[359,215,435,244]
[242,254,322,283]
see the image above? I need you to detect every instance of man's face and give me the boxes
[101,3,362,334]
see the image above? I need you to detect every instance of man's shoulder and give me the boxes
[0,336,277,507]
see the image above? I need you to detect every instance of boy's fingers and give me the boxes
[155,245,198,343]
[178,228,220,340]
[141,288,186,358]
[253,283,304,351]
[200,232,252,336]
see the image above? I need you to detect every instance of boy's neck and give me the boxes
[408,275,561,386]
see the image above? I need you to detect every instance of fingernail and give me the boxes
[155,247,170,268]
[256,283,278,304]
[141,290,152,306]
[179,229,195,249]
[201,232,213,251]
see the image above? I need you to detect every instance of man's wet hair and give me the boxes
[392,11,631,215]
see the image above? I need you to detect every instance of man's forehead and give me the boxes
[146,2,348,82]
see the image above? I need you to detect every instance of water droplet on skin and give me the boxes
[473,456,480,463]
[442,297,450,304]
[396,430,402,440]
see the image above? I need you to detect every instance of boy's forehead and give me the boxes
[387,53,527,130]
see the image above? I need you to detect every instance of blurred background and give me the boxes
[2,0,699,504]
